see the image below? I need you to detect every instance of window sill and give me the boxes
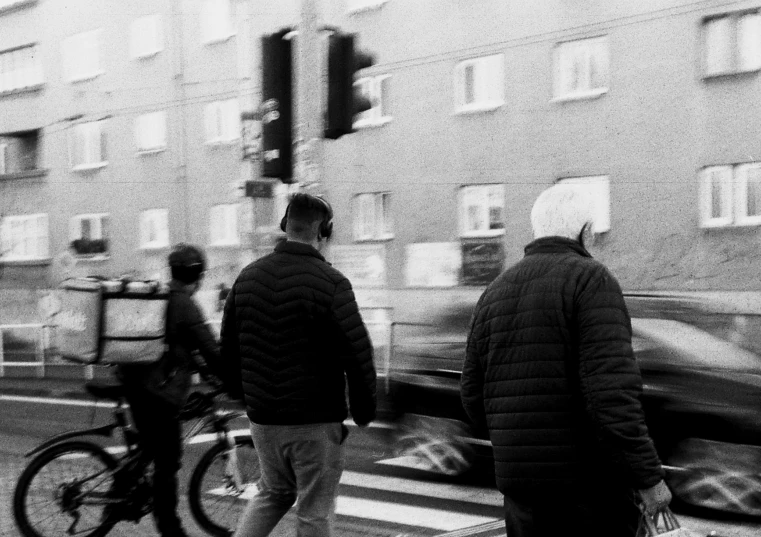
[136,148,166,155]
[347,0,388,14]
[74,254,110,262]
[202,33,236,46]
[459,230,506,239]
[68,71,105,84]
[72,162,108,172]
[453,102,504,115]
[354,117,392,130]
[0,169,48,181]
[0,0,37,16]
[132,50,162,60]
[703,68,760,80]
[354,235,394,243]
[701,220,761,229]
[209,242,241,249]
[0,257,52,266]
[204,139,239,147]
[139,244,170,252]
[0,83,45,98]
[551,88,608,103]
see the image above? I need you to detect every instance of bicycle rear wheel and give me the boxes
[188,435,259,537]
[13,440,119,537]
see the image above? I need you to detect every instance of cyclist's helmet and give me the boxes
[168,243,206,284]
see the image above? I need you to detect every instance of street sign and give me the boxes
[245,180,274,198]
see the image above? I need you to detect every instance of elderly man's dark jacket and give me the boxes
[461,236,663,496]
[220,240,377,426]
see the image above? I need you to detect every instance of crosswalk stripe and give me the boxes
[341,470,502,507]
[335,496,498,532]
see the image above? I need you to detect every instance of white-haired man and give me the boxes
[460,184,671,537]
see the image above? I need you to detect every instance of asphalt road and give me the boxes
[0,393,759,537]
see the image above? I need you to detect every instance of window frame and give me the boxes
[130,14,164,60]
[62,29,103,83]
[458,184,506,238]
[139,208,170,250]
[353,192,394,242]
[699,165,734,228]
[353,74,392,128]
[204,99,241,144]
[209,203,240,247]
[734,163,761,226]
[200,0,236,45]
[552,35,609,102]
[703,10,761,77]
[0,43,44,94]
[134,111,167,153]
[556,175,611,233]
[453,54,505,114]
[69,213,110,258]
[68,120,108,171]
[0,213,49,262]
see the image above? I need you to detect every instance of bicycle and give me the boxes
[12,379,260,537]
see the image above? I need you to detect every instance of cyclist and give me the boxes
[116,243,231,537]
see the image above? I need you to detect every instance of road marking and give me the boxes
[206,482,499,532]
[341,470,502,506]
[0,394,115,408]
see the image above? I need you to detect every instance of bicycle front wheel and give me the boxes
[13,440,119,537]
[188,435,259,537]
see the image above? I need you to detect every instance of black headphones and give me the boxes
[280,193,334,240]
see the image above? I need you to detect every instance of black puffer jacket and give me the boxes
[461,237,663,495]
[220,240,377,426]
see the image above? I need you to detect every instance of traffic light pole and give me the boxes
[294,0,324,188]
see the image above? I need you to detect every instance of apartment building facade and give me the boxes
[2,0,761,325]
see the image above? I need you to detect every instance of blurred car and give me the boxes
[384,293,761,517]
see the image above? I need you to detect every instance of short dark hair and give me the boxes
[281,193,333,239]
[168,243,206,284]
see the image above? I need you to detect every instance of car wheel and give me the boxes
[393,413,475,476]
[665,438,761,517]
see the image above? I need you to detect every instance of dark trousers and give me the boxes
[126,389,185,537]
[503,486,641,537]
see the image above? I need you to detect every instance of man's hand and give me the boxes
[638,479,672,515]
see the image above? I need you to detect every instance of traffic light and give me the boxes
[261,29,294,182]
[325,33,375,140]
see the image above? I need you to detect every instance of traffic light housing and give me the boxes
[261,29,294,182]
[325,33,375,140]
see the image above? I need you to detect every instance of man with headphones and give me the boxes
[118,243,228,537]
[221,193,377,537]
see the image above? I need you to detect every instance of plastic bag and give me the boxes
[639,507,696,537]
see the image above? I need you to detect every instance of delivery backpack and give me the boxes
[54,277,169,365]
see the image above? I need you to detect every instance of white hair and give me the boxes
[530,183,596,240]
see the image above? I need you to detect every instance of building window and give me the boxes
[68,120,107,170]
[139,208,169,249]
[454,54,504,113]
[200,0,234,44]
[0,213,49,261]
[553,36,609,101]
[703,11,761,76]
[62,30,102,82]
[209,204,239,246]
[354,75,391,128]
[346,0,388,14]
[0,44,43,94]
[70,213,109,257]
[459,185,505,237]
[204,99,240,144]
[557,176,611,233]
[354,192,393,241]
[130,14,163,59]
[0,130,42,175]
[700,163,761,227]
[134,111,167,153]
